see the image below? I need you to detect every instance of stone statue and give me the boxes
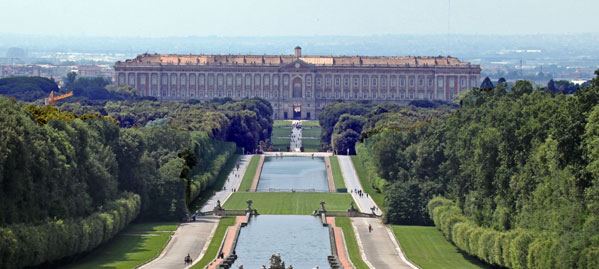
[216,200,222,209]
[320,200,326,212]
[246,199,253,211]
[349,201,356,212]
[268,254,286,269]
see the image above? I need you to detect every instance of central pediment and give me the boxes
[278,59,316,71]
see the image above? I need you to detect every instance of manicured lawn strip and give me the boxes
[391,226,489,269]
[272,127,291,137]
[192,217,236,269]
[299,120,320,127]
[273,120,292,127]
[190,154,240,211]
[329,156,346,190]
[334,218,369,269]
[302,127,322,138]
[65,222,178,269]
[238,155,260,192]
[302,138,321,151]
[350,156,384,208]
[223,192,356,215]
[271,137,290,151]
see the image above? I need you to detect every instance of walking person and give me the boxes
[368,224,372,233]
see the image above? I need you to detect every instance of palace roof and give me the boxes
[116,53,476,68]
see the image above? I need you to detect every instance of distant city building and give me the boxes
[114,47,481,120]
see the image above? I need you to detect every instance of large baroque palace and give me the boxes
[114,47,480,120]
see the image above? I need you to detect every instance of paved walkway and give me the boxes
[140,216,220,269]
[291,120,302,151]
[352,218,417,269]
[324,156,336,192]
[200,155,251,212]
[143,156,251,269]
[327,217,354,269]
[337,155,382,216]
[207,215,247,269]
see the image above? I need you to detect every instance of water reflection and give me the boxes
[234,215,330,268]
[257,157,328,191]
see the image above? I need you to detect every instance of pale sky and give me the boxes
[2,0,598,37]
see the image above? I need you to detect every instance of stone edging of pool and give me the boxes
[324,156,336,192]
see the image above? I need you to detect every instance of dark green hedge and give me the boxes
[0,192,140,269]
[428,196,599,269]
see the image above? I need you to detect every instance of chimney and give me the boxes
[294,46,302,58]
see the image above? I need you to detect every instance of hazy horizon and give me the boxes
[3,0,599,37]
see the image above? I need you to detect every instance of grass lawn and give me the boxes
[271,125,291,151]
[223,192,356,215]
[329,156,346,190]
[192,217,236,269]
[272,127,291,137]
[302,127,322,138]
[273,120,292,127]
[391,226,489,269]
[335,218,369,269]
[271,137,290,151]
[350,156,384,209]
[300,120,320,127]
[65,222,178,269]
[301,138,321,151]
[238,155,260,192]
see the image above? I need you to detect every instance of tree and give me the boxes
[66,71,77,86]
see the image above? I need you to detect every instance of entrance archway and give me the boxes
[293,104,301,119]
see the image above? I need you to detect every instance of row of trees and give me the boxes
[59,97,273,153]
[352,71,599,267]
[0,95,242,267]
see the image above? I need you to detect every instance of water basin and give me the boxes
[257,156,329,191]
[233,215,331,268]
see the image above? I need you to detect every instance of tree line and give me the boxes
[353,71,599,268]
[0,95,241,267]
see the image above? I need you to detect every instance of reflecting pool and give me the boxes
[234,215,330,268]
[257,156,329,191]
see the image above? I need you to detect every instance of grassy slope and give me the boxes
[273,120,292,127]
[350,156,384,208]
[238,155,260,192]
[299,120,320,127]
[65,222,178,269]
[192,217,236,269]
[329,156,346,190]
[190,154,240,211]
[223,192,356,215]
[392,226,489,269]
[335,218,369,269]
[301,123,322,152]
[271,125,291,150]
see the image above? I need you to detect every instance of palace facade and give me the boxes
[114,47,480,120]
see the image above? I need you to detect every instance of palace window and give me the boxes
[335,78,340,86]
[461,78,466,86]
[236,76,242,85]
[152,75,157,84]
[218,90,223,97]
[326,91,330,98]
[274,90,279,97]
[306,90,311,98]
[449,78,455,88]
[326,77,331,86]
[245,76,251,86]
[428,79,433,86]
[400,79,405,86]
[199,75,205,85]
[410,79,414,86]
[283,76,289,86]
[372,77,377,86]
[254,75,261,85]
[391,92,395,99]
[363,92,368,98]
[438,78,444,88]
[316,77,321,86]
[438,92,444,99]
[354,77,359,86]
[363,77,368,86]
[274,76,279,86]
[256,90,260,97]
[228,90,232,97]
[400,92,405,99]
[237,90,241,97]
[218,76,223,86]
[189,75,195,85]
[354,92,358,98]
[344,78,349,86]
[345,91,349,98]
[140,74,146,85]
[409,92,414,99]
[306,76,311,86]
[382,92,386,99]
[283,90,288,97]
[335,91,340,98]
[419,79,423,87]
[209,76,214,86]
[264,76,270,86]
[316,91,321,98]
[373,91,377,98]
[381,78,386,87]
[264,90,268,98]
[390,78,396,86]
[227,76,232,85]
[180,75,186,85]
